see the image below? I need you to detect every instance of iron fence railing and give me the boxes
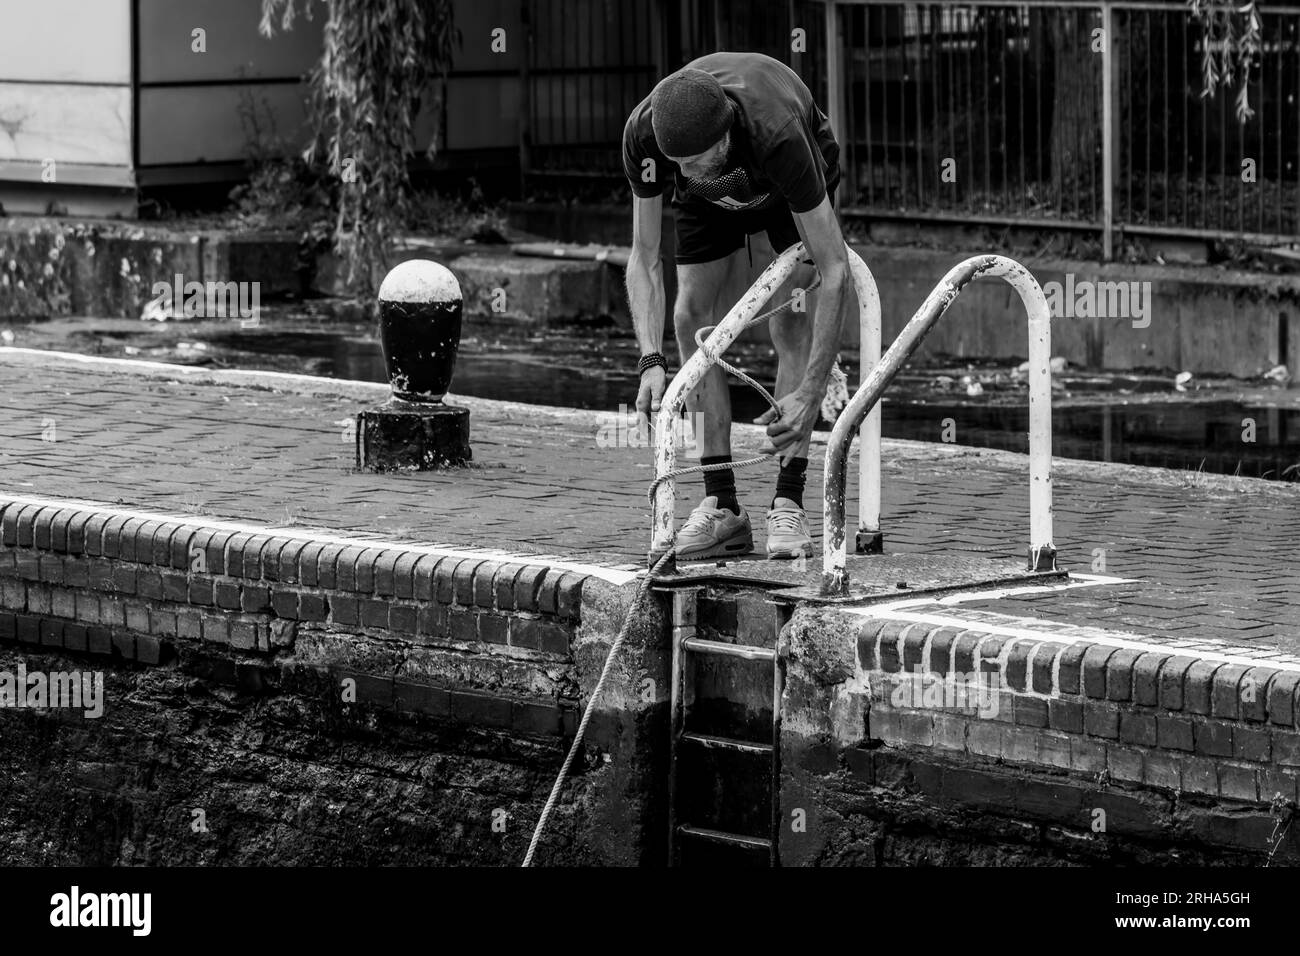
[521,0,662,177]
[1114,3,1300,240]
[837,3,1103,225]
[828,0,1300,252]
[516,0,1300,252]
[522,0,825,178]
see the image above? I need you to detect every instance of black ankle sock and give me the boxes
[773,456,809,509]
[701,455,740,514]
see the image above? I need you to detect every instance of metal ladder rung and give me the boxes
[676,825,772,851]
[681,637,776,663]
[680,731,774,755]
[669,589,787,867]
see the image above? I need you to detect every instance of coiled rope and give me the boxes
[521,270,820,867]
[646,272,823,505]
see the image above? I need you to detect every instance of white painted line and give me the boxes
[935,572,1132,602]
[0,492,643,586]
[0,346,391,396]
[861,572,1132,615]
[850,606,1300,673]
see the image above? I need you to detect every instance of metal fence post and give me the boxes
[1101,1,1115,261]
[789,0,801,73]
[824,0,845,211]
[660,0,680,74]
[519,0,532,197]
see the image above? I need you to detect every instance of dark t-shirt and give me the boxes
[622,52,839,215]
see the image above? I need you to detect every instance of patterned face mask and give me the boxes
[683,165,775,212]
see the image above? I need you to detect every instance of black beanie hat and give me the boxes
[650,68,734,157]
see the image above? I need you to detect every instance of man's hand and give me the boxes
[636,366,666,438]
[755,387,820,465]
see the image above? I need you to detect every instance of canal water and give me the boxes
[205,322,1300,482]
[7,312,1300,481]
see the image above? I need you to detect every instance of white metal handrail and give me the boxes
[650,241,881,567]
[822,254,1056,595]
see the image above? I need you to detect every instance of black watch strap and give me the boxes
[638,352,668,376]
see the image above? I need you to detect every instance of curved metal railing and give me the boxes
[821,254,1056,595]
[650,241,881,568]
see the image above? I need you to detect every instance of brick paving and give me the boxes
[1,349,1298,653]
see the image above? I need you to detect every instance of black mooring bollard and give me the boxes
[355,259,472,471]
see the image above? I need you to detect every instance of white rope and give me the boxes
[521,548,676,867]
[521,274,821,866]
[645,274,824,503]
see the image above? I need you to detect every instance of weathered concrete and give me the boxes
[0,217,304,319]
[0,217,628,324]
[450,253,622,324]
[508,200,1300,378]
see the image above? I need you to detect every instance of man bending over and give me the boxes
[623,51,848,560]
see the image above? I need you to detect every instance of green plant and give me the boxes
[1175,459,1211,490]
[1188,0,1262,122]
[228,88,335,271]
[228,157,327,229]
[405,179,508,240]
[259,0,458,293]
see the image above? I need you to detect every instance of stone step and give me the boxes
[448,252,628,325]
[0,217,309,320]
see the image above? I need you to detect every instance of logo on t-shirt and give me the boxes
[683,166,774,212]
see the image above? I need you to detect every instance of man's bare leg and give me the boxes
[672,249,749,458]
[670,248,755,558]
[769,261,817,459]
[764,261,818,558]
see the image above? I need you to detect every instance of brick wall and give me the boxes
[15,492,1289,866]
[778,609,1300,865]
[0,496,669,865]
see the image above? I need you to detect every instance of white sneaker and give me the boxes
[676,496,754,561]
[765,498,814,559]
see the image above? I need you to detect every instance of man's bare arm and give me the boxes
[626,194,667,431]
[757,194,849,463]
[792,194,849,399]
[626,193,666,355]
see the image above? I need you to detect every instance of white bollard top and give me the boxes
[378,259,462,304]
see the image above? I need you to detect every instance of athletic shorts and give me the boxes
[672,171,840,265]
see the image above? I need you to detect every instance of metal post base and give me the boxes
[355,399,471,471]
[647,549,678,576]
[855,530,883,554]
[1027,545,1058,572]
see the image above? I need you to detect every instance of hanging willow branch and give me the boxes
[1188,0,1262,122]
[259,0,457,293]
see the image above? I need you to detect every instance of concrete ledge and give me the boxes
[507,200,1300,377]
[450,252,624,324]
[0,216,302,318]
